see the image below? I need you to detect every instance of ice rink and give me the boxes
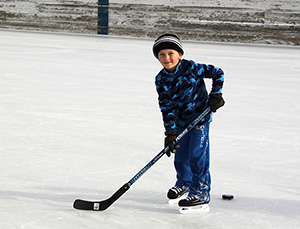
[1,30,300,228]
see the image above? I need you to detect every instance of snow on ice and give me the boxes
[0,30,300,229]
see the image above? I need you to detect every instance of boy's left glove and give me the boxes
[164,130,180,157]
[208,93,225,112]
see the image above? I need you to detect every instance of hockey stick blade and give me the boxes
[73,182,131,211]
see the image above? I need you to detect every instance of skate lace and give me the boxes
[185,196,198,201]
[171,186,184,194]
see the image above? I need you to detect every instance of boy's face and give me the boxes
[158,49,182,72]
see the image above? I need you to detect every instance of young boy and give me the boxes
[153,34,225,211]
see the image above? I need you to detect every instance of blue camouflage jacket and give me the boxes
[155,59,224,132]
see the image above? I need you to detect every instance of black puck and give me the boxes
[222,194,234,200]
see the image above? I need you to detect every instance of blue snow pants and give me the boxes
[174,121,211,201]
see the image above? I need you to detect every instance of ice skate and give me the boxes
[167,186,189,205]
[178,195,210,214]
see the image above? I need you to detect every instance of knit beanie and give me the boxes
[152,34,184,59]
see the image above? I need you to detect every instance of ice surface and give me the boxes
[0,30,300,229]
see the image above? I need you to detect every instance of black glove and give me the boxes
[208,93,225,112]
[164,130,180,157]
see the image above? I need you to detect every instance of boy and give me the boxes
[153,34,225,212]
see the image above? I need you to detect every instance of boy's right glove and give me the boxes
[164,130,180,157]
[208,93,225,112]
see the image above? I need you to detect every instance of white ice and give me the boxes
[1,30,300,229]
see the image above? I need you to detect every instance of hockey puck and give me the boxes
[222,194,234,200]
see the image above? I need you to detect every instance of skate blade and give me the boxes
[168,192,188,205]
[179,204,210,214]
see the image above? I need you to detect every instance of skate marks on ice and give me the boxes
[1,30,300,228]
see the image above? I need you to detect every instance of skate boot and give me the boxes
[178,195,210,214]
[167,186,189,204]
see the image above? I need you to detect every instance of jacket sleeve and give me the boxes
[196,63,224,94]
[155,75,176,132]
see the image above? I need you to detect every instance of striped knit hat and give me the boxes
[153,34,184,59]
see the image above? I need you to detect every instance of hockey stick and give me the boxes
[73,107,211,211]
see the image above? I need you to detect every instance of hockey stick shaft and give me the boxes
[73,107,211,211]
[129,107,211,185]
